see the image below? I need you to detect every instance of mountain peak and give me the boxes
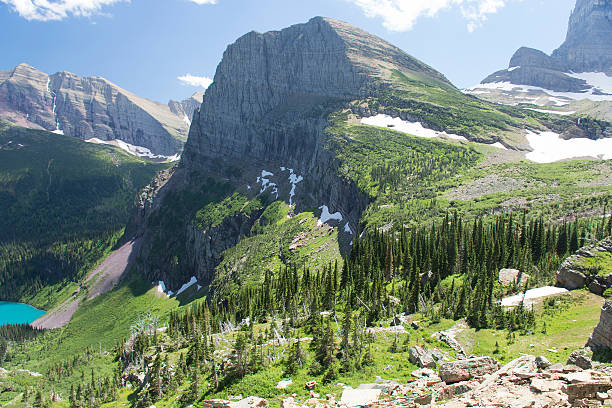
[183,16,451,170]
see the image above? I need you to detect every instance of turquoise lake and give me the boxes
[0,302,45,326]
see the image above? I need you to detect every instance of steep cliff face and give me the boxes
[553,0,612,74]
[183,17,448,171]
[478,0,611,97]
[0,63,189,155]
[134,17,447,290]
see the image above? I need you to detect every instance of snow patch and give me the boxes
[256,170,278,198]
[183,114,191,127]
[283,167,304,206]
[156,281,167,296]
[465,81,612,103]
[490,142,507,150]
[508,66,520,72]
[85,138,179,161]
[361,114,467,142]
[525,108,576,116]
[176,276,198,296]
[318,205,343,226]
[501,286,568,307]
[566,72,612,95]
[525,131,612,163]
[344,222,353,235]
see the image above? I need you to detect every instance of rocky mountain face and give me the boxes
[183,16,447,172]
[133,17,451,290]
[477,0,611,96]
[553,0,612,75]
[0,63,189,155]
[168,90,205,126]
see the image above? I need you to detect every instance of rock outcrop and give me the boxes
[438,356,500,384]
[408,346,437,369]
[588,300,612,351]
[479,0,611,95]
[0,63,188,155]
[556,236,612,295]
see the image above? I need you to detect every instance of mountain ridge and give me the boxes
[0,63,194,155]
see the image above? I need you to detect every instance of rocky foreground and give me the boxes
[201,352,612,408]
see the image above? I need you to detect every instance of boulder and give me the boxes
[305,381,317,390]
[276,380,293,389]
[280,398,298,408]
[498,268,530,286]
[229,397,269,408]
[535,356,552,370]
[434,381,473,401]
[566,350,593,370]
[439,356,500,384]
[530,378,564,393]
[566,382,612,404]
[588,301,612,352]
[340,387,382,407]
[408,346,437,369]
[556,267,587,290]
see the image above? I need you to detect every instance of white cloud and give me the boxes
[177,74,213,89]
[0,0,127,21]
[345,0,508,32]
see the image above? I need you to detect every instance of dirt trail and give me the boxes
[33,239,140,330]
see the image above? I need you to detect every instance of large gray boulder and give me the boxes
[439,357,500,384]
[566,349,593,369]
[556,237,612,295]
[588,301,612,352]
[408,346,437,369]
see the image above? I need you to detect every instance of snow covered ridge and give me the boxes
[464,74,612,104]
[525,130,612,163]
[155,276,202,298]
[361,114,612,163]
[85,138,180,162]
[360,114,509,149]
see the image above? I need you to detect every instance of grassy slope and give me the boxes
[0,122,169,307]
[326,116,612,230]
[212,201,342,296]
[458,290,604,364]
[1,273,179,405]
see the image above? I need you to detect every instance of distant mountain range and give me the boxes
[0,63,204,156]
[466,0,611,117]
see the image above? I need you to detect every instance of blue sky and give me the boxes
[0,0,576,103]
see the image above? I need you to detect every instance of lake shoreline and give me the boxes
[0,301,46,327]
